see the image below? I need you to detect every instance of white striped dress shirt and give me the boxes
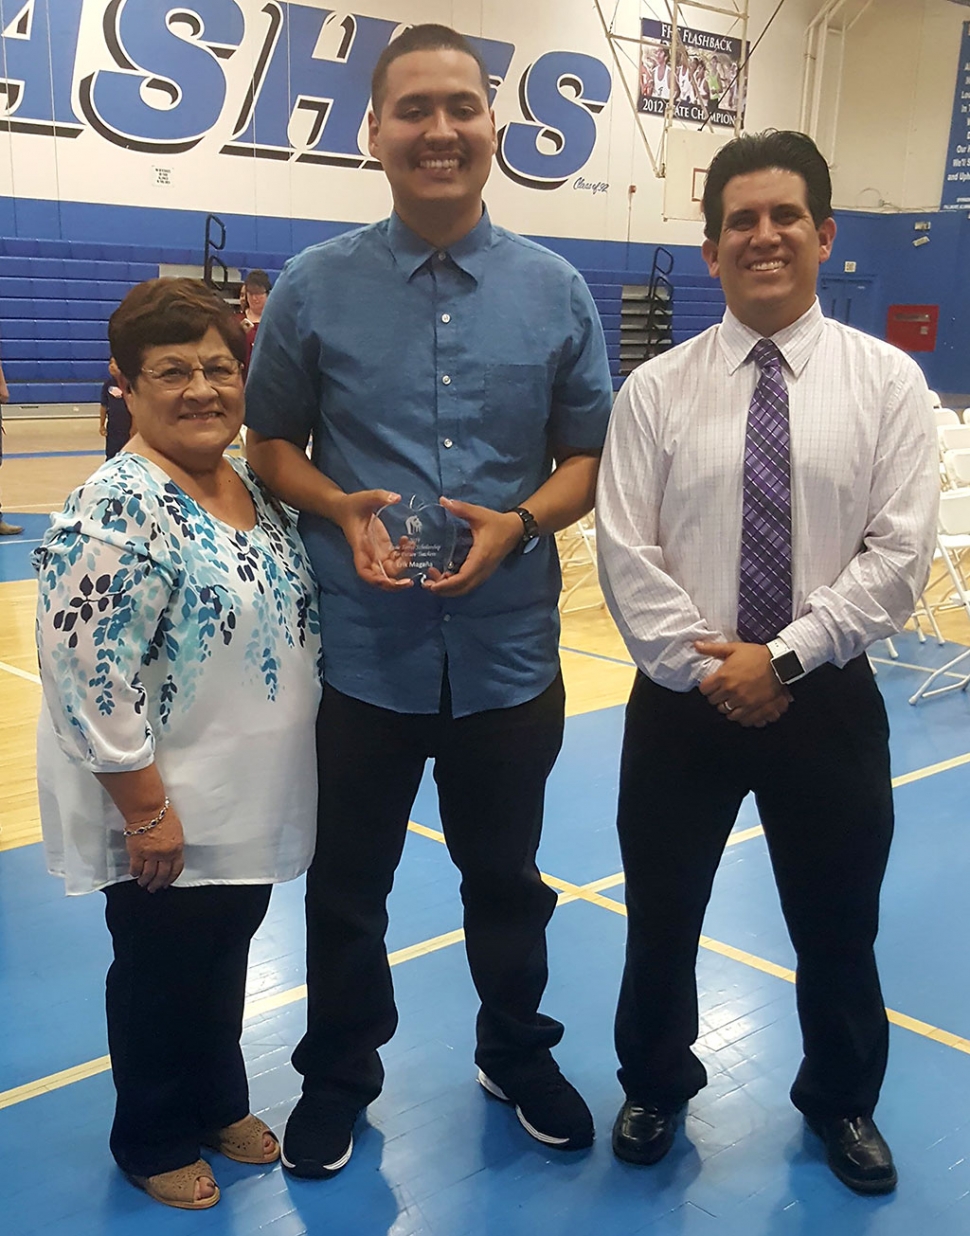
[596,300,940,692]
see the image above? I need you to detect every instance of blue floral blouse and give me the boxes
[34,453,322,894]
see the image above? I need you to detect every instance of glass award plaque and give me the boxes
[370,496,471,583]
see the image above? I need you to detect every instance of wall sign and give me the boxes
[637,18,746,130]
[0,0,613,192]
[942,20,970,210]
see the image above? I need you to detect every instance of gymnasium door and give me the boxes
[818,274,876,335]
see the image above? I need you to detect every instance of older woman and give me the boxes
[34,279,321,1210]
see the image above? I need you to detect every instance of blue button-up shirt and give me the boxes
[245,210,613,717]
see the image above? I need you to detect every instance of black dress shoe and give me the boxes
[612,1099,683,1165]
[806,1115,897,1194]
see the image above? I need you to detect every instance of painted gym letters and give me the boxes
[0,0,613,189]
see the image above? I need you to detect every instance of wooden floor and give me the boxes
[1,417,966,855]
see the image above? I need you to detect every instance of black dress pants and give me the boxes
[103,879,272,1177]
[291,674,566,1108]
[615,656,893,1120]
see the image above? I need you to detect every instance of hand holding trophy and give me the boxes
[369,495,472,585]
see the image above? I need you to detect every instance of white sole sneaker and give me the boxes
[477,1069,570,1147]
[281,1134,353,1176]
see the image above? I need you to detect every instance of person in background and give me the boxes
[235,283,250,327]
[245,22,612,1180]
[597,131,938,1194]
[242,270,271,367]
[99,360,132,460]
[34,278,322,1211]
[0,348,23,536]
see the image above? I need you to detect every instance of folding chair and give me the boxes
[908,489,970,703]
[944,447,970,489]
[557,514,603,614]
[939,424,970,453]
[935,408,959,430]
[927,389,941,409]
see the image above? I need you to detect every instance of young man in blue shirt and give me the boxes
[246,23,612,1179]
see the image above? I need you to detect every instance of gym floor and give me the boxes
[1,419,968,1236]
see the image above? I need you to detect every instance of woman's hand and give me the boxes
[125,803,185,892]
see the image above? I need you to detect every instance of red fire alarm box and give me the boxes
[886,304,938,352]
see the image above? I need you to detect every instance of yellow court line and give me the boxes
[0,923,471,1113]
[578,886,970,1057]
[0,659,40,685]
[725,825,765,847]
[407,823,970,1058]
[892,751,970,788]
[0,1055,112,1111]
[3,852,969,1115]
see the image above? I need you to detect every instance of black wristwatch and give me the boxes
[767,638,805,685]
[511,506,540,554]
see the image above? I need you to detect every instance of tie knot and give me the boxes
[751,338,782,373]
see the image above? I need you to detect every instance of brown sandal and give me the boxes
[203,1113,280,1165]
[129,1159,220,1210]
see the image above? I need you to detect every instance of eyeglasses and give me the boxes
[140,359,242,390]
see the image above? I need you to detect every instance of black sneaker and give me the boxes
[478,1064,594,1150]
[281,1093,361,1179]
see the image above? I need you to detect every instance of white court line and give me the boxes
[0,659,40,685]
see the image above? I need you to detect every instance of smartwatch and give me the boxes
[766,637,805,686]
[512,506,540,554]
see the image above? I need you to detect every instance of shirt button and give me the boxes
[443,438,453,448]
[436,251,447,262]
[443,614,451,622]
[441,313,451,324]
[442,374,452,385]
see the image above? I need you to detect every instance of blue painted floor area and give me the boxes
[0,513,51,581]
[2,630,969,1234]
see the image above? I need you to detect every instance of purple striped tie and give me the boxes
[736,339,792,644]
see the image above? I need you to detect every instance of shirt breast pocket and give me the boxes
[483,363,551,461]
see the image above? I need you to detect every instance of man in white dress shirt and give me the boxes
[597,131,938,1193]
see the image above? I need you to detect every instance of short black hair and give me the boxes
[244,269,271,293]
[702,130,833,240]
[109,278,246,384]
[370,23,490,117]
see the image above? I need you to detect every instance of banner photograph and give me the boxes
[637,18,746,129]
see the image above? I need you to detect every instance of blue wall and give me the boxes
[1,194,966,390]
[830,210,970,394]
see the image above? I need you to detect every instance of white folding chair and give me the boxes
[927,389,942,409]
[944,447,970,488]
[557,514,603,614]
[909,592,946,645]
[939,424,970,452]
[909,489,970,703]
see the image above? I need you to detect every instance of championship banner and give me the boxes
[637,18,746,130]
[942,21,970,210]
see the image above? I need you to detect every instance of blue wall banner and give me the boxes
[942,21,970,210]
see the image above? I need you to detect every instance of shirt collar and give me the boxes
[386,207,494,283]
[717,298,826,377]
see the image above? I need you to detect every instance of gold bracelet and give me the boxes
[122,797,171,838]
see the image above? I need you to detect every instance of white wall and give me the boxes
[825,0,967,211]
[0,0,825,247]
